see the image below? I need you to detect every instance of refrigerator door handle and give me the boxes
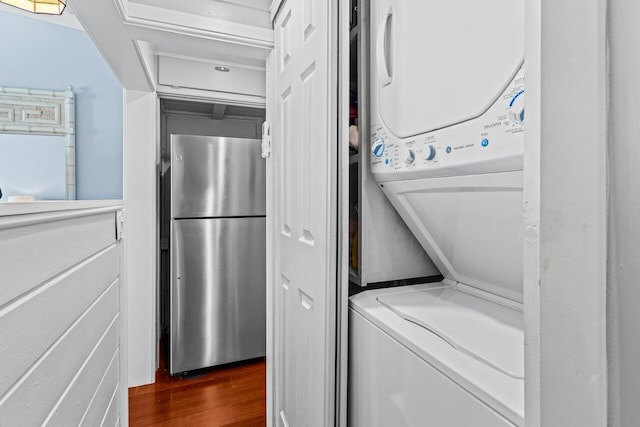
[261,121,271,158]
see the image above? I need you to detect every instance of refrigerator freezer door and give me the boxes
[170,217,266,374]
[171,135,266,218]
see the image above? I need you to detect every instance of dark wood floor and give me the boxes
[129,357,266,427]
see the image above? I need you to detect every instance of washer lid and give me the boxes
[380,171,523,303]
[375,0,524,138]
[377,286,524,379]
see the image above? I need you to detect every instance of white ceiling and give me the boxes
[128,0,271,28]
[70,0,273,91]
[130,0,271,11]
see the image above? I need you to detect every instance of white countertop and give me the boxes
[0,200,125,217]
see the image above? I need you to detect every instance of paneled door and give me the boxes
[267,0,339,426]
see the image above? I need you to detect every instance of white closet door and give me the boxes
[268,0,339,426]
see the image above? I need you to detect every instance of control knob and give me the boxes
[424,145,436,161]
[371,137,385,158]
[508,90,525,124]
[405,149,415,164]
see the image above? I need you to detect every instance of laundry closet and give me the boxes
[342,0,526,425]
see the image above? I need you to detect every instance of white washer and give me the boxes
[349,0,525,425]
[349,283,523,426]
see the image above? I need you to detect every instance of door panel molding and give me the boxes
[268,0,339,425]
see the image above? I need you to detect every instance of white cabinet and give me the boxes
[158,55,266,98]
[0,202,127,426]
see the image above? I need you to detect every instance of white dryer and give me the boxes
[349,0,525,426]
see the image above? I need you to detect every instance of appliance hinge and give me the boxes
[442,278,458,288]
[261,120,272,158]
[116,210,125,241]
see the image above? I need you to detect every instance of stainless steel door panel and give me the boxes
[171,135,266,218]
[170,217,266,374]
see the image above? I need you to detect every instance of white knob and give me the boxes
[405,149,415,164]
[508,90,525,124]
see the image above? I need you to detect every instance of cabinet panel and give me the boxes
[0,245,119,394]
[158,55,266,98]
[0,212,116,307]
[0,206,124,427]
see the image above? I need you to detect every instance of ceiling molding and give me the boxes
[155,52,266,71]
[133,40,157,90]
[115,0,273,50]
[129,0,271,26]
[156,85,266,108]
[114,0,129,17]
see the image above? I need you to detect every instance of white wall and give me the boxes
[607,1,640,425]
[123,90,157,387]
[0,10,123,200]
[0,136,66,200]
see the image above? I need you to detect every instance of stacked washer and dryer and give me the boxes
[349,1,525,426]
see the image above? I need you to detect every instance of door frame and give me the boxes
[153,91,267,375]
[336,0,350,425]
[265,51,275,427]
[523,0,607,425]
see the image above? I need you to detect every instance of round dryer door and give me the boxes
[374,0,524,139]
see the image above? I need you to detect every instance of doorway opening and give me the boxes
[157,98,266,361]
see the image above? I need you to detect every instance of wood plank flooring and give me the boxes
[129,358,266,426]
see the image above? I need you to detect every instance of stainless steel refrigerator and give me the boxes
[169,134,266,375]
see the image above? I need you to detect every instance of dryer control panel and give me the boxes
[371,68,525,182]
